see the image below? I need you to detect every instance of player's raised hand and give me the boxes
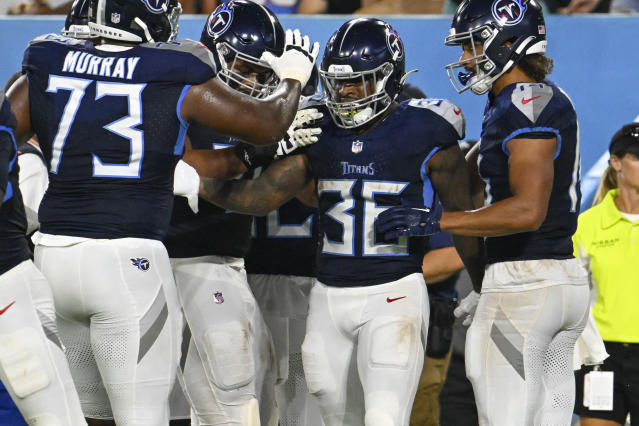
[453,290,480,326]
[260,29,320,88]
[376,203,442,239]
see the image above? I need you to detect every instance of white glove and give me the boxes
[453,290,480,326]
[173,160,199,214]
[260,29,320,88]
[292,107,323,129]
[275,108,323,157]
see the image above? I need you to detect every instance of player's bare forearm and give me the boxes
[6,75,33,144]
[199,153,311,216]
[429,145,486,292]
[182,78,300,146]
[183,147,246,179]
[422,247,464,284]
[440,137,556,237]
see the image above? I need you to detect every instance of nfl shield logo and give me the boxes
[111,12,120,24]
[214,292,224,304]
[352,140,363,154]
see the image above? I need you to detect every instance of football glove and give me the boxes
[376,203,442,239]
[453,291,480,327]
[276,108,323,157]
[173,160,199,214]
[260,29,320,88]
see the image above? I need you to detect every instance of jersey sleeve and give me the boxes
[407,98,466,148]
[503,82,560,145]
[151,38,219,84]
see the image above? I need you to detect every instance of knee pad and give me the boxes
[203,321,255,390]
[238,398,260,426]
[301,332,335,396]
[365,392,400,426]
[25,413,63,426]
[369,318,418,369]
[0,329,50,398]
[364,410,396,426]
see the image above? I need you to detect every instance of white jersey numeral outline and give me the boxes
[318,179,409,257]
[46,75,146,178]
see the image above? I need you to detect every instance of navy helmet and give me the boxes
[320,18,407,129]
[200,0,284,99]
[444,0,547,95]
[88,0,182,43]
[62,0,92,39]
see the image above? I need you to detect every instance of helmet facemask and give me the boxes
[216,42,279,99]
[167,0,182,41]
[320,62,394,129]
[444,25,504,95]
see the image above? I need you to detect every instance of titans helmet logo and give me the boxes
[207,1,234,38]
[491,0,527,26]
[140,0,169,13]
[385,25,404,61]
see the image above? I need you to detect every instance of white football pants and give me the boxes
[35,238,182,426]
[302,273,429,426]
[171,256,277,426]
[0,260,86,425]
[466,260,589,426]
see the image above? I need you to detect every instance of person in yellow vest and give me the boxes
[573,122,639,426]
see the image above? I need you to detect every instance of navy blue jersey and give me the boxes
[164,123,252,258]
[22,34,218,240]
[304,98,464,287]
[479,81,580,263]
[0,95,31,275]
[245,198,317,277]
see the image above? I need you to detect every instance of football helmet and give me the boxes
[88,0,182,43]
[200,0,284,99]
[62,0,92,39]
[319,18,407,129]
[444,0,547,95]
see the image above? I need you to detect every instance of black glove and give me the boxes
[233,142,278,171]
[426,295,457,359]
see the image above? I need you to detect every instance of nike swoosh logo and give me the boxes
[386,296,406,303]
[0,301,15,315]
[453,107,461,115]
[521,96,540,104]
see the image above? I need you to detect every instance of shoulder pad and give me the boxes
[29,33,86,47]
[143,38,218,75]
[407,98,465,139]
[510,83,554,123]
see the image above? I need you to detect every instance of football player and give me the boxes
[199,18,485,425]
[378,1,590,424]
[0,93,86,425]
[6,0,318,423]
[165,2,292,424]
